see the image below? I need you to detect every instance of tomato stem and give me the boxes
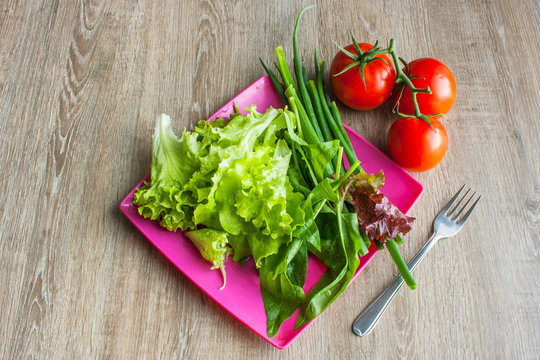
[333,35,392,89]
[387,40,429,118]
[335,35,436,126]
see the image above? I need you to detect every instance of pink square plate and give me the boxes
[119,76,423,349]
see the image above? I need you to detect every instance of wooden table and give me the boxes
[1,1,538,358]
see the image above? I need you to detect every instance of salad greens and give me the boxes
[134,107,307,276]
[134,5,417,338]
[134,102,369,335]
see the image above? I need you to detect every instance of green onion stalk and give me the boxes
[260,5,417,289]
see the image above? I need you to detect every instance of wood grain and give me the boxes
[1,0,538,358]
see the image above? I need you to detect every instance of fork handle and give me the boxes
[352,232,441,336]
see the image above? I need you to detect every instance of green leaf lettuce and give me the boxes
[134,107,307,282]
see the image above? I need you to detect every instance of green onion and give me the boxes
[259,58,287,104]
[306,80,333,142]
[285,85,322,144]
[293,5,318,125]
[316,62,357,166]
[335,146,344,179]
[386,239,416,289]
[330,101,353,153]
[276,46,298,95]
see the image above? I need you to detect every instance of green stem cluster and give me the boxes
[261,6,416,290]
[260,7,358,177]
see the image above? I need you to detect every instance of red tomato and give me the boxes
[393,58,456,116]
[387,116,448,172]
[330,43,396,110]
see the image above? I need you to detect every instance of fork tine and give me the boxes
[457,195,481,226]
[451,190,476,220]
[447,188,471,217]
[441,184,466,216]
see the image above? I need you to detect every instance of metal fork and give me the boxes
[352,185,481,336]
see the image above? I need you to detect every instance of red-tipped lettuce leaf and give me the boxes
[343,171,415,242]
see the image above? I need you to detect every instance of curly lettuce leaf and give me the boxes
[134,107,307,279]
[227,234,251,262]
[133,114,207,231]
[185,228,232,289]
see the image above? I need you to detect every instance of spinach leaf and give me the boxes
[260,241,307,337]
[292,196,321,252]
[303,140,340,181]
[295,212,363,329]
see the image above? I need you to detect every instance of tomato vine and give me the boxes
[334,36,444,126]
